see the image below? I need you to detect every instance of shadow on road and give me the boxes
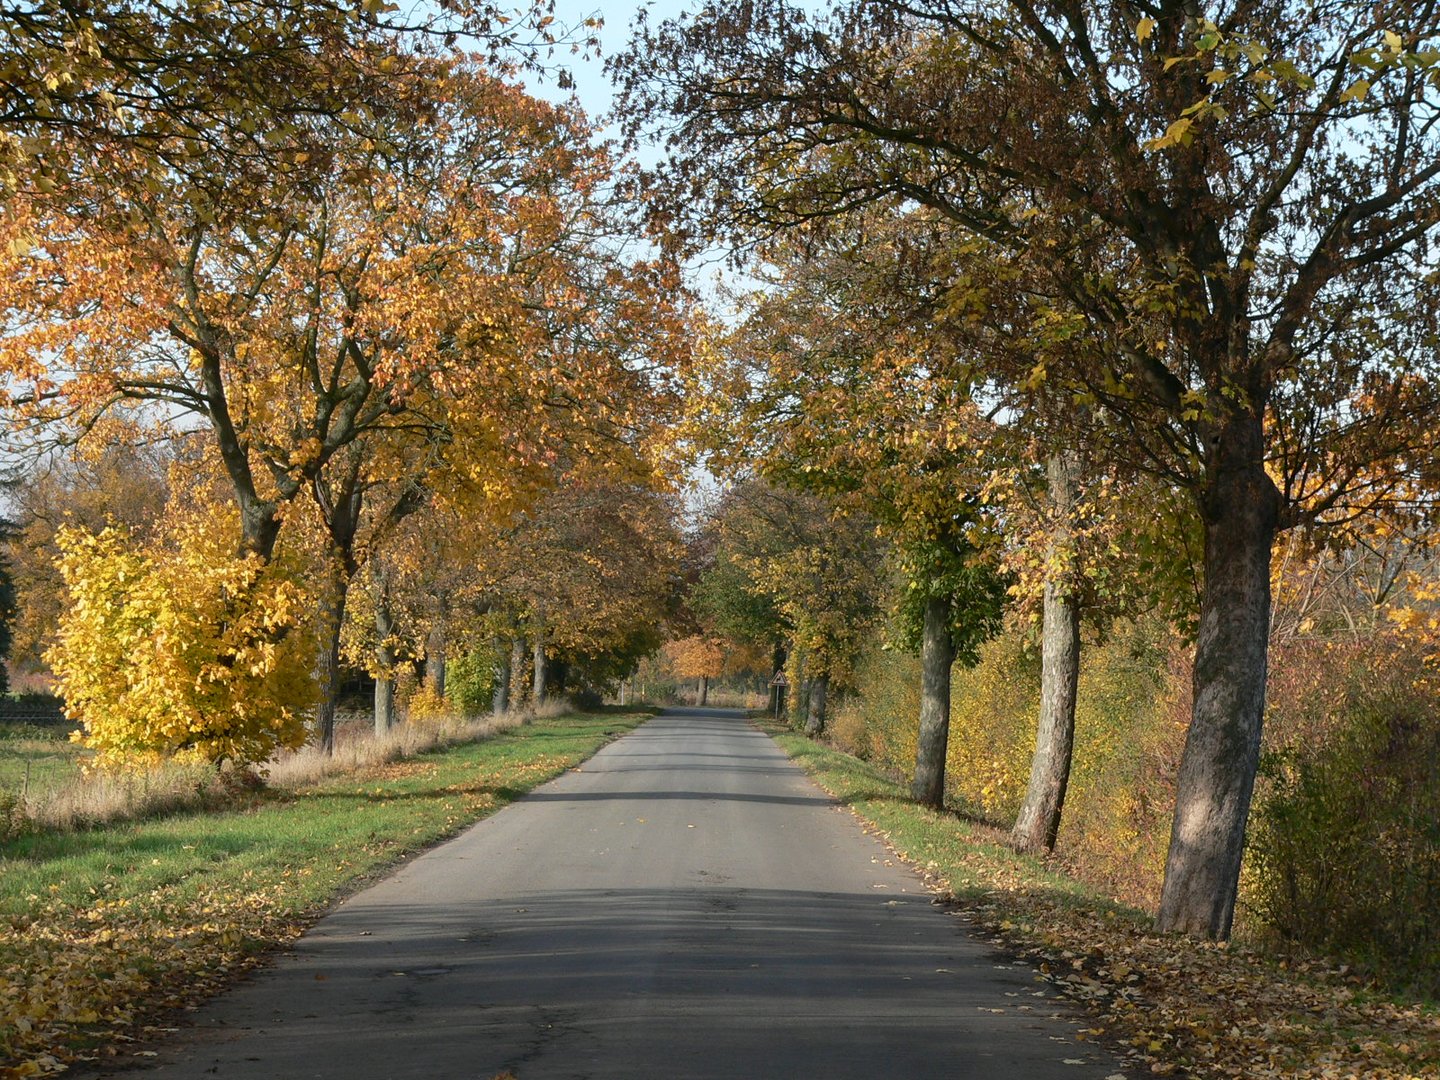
[124,886,1101,1080]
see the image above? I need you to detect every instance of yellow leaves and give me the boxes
[665,635,728,680]
[1339,79,1371,103]
[1148,116,1193,150]
[1135,18,1156,44]
[46,514,316,768]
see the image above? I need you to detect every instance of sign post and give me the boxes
[768,669,789,719]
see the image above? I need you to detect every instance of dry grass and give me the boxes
[8,703,568,837]
[675,688,767,709]
[19,759,218,834]
[264,707,533,790]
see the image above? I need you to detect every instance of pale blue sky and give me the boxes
[525,0,695,126]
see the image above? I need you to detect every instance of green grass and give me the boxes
[1,711,643,913]
[765,721,1122,909]
[0,723,83,804]
[1,708,654,1073]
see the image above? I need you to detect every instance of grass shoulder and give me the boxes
[757,717,1440,1080]
[0,708,654,1077]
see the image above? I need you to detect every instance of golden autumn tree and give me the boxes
[621,0,1440,940]
[9,48,689,757]
[47,472,317,767]
[2,441,169,676]
[666,635,726,705]
[0,0,590,202]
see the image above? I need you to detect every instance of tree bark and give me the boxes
[803,673,828,736]
[311,459,364,753]
[1011,581,1081,852]
[313,563,349,756]
[699,675,709,706]
[911,595,955,810]
[374,672,395,735]
[373,581,396,736]
[531,632,547,703]
[507,637,526,711]
[425,625,447,700]
[1012,453,1082,853]
[1157,414,1281,940]
[491,636,510,716]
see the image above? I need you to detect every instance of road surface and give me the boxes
[90,707,1125,1079]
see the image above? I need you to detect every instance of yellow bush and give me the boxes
[946,631,1041,819]
[48,523,316,768]
[844,617,1178,911]
[405,683,450,724]
[843,646,920,773]
[826,699,872,758]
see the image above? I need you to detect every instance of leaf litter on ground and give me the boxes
[766,723,1440,1080]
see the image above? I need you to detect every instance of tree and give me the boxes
[47,495,315,767]
[466,474,684,703]
[0,0,588,201]
[0,59,630,558]
[1009,453,1082,852]
[2,441,170,675]
[688,216,1007,806]
[699,480,884,735]
[668,635,727,704]
[619,0,1440,939]
[2,52,688,753]
[0,518,13,695]
[690,506,790,710]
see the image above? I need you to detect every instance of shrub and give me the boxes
[946,629,1041,820]
[47,523,316,768]
[0,788,27,843]
[1247,637,1440,994]
[832,645,920,768]
[405,684,450,723]
[446,647,497,717]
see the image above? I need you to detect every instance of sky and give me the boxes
[522,0,692,127]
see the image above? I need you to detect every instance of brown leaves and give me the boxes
[785,731,1440,1080]
[1,881,304,1077]
[955,890,1440,1079]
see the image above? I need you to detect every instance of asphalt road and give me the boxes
[95,707,1125,1079]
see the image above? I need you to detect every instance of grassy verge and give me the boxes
[0,709,655,1078]
[762,720,1440,1080]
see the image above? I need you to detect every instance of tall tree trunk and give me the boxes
[1011,583,1081,852]
[311,459,364,754]
[508,637,526,712]
[313,563,349,756]
[803,673,828,736]
[425,625,447,700]
[699,675,709,706]
[492,636,510,716]
[1012,453,1082,853]
[1157,414,1281,940]
[531,632,547,703]
[374,673,395,735]
[911,595,955,810]
[373,580,396,736]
